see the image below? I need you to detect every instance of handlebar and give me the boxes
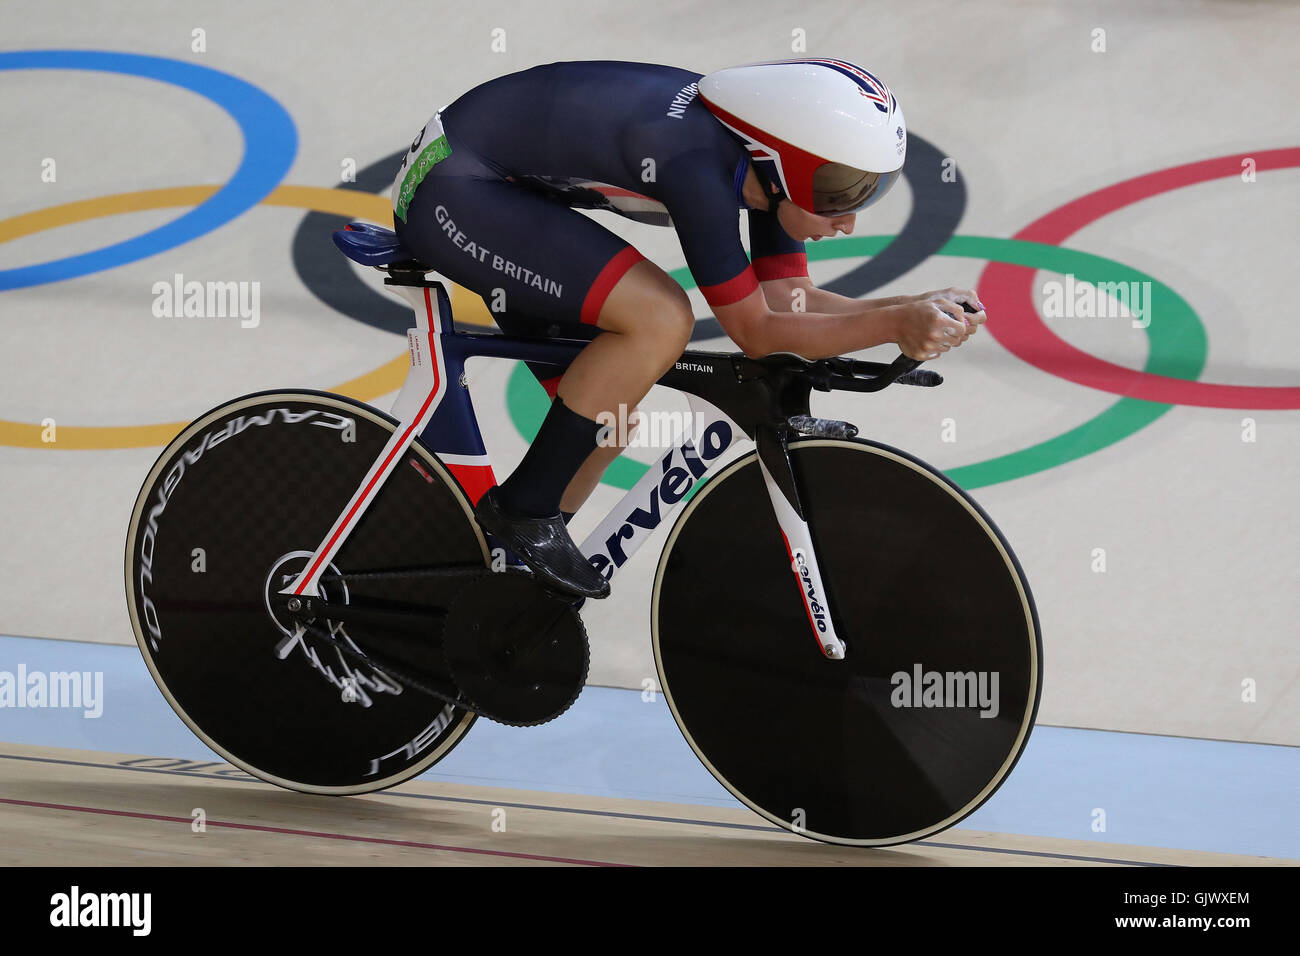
[740,351,943,392]
[816,353,940,392]
[809,299,979,392]
[727,301,983,393]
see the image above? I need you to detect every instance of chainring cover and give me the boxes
[442,571,589,726]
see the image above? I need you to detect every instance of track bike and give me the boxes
[125,221,1042,846]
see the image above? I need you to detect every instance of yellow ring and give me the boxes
[0,184,494,449]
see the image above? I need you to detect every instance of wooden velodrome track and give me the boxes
[0,743,1287,867]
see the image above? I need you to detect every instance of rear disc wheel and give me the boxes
[125,390,487,794]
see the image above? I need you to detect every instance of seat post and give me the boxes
[386,276,454,423]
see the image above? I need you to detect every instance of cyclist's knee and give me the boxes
[598,261,694,349]
[641,295,693,354]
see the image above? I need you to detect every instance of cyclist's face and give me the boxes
[778,201,857,242]
[740,164,858,241]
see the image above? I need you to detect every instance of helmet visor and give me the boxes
[811,164,901,216]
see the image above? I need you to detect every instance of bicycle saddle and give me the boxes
[332,221,430,270]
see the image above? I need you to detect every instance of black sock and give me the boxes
[561,510,575,525]
[496,396,604,518]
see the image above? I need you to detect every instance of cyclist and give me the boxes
[390,58,985,599]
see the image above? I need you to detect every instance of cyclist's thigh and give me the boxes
[394,146,644,338]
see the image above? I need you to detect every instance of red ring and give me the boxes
[978,147,1300,409]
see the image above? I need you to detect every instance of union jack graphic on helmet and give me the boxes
[794,58,897,115]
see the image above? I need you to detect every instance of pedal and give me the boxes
[788,415,859,439]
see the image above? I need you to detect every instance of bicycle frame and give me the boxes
[283,275,848,659]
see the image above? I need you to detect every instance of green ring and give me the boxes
[506,235,1207,490]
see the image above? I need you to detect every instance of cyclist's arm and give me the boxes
[760,275,911,315]
[713,286,906,360]
[661,154,950,358]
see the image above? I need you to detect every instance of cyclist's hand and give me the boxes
[914,287,983,311]
[894,298,970,360]
[912,288,987,343]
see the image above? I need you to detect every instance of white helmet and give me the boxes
[698,58,907,216]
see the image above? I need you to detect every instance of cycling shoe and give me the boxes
[474,487,610,599]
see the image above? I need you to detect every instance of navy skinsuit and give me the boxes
[391,61,808,390]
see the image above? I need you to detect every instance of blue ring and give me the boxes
[0,50,296,290]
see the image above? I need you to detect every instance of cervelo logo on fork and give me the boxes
[790,550,828,633]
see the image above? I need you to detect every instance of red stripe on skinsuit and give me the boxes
[700,266,759,308]
[752,252,809,282]
[580,247,645,325]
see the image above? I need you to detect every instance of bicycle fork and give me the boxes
[754,425,847,660]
